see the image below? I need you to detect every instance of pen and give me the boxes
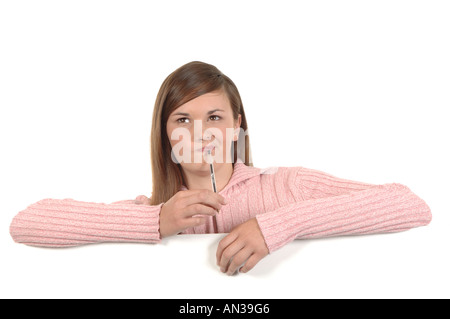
[209,153,217,193]
[207,149,219,233]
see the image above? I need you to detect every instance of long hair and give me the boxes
[149,61,253,205]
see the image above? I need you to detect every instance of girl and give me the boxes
[10,61,432,276]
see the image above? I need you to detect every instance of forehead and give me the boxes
[170,91,231,116]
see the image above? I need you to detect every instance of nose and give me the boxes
[191,120,217,144]
[195,129,214,143]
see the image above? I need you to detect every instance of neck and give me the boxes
[181,162,234,193]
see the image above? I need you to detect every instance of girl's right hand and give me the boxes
[159,189,228,238]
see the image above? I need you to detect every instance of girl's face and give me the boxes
[166,90,241,170]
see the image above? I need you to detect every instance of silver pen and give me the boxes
[207,149,219,233]
[208,151,217,193]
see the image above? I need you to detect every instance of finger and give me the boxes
[183,203,218,218]
[219,240,246,273]
[179,216,207,232]
[216,232,238,266]
[226,248,253,276]
[239,253,263,274]
[183,190,225,211]
[135,195,150,205]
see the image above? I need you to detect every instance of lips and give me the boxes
[204,145,215,152]
[196,145,216,152]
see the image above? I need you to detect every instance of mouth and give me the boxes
[195,145,216,153]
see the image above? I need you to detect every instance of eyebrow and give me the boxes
[172,108,225,117]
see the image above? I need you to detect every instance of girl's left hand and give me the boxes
[216,218,269,275]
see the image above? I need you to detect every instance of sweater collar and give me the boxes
[179,159,267,194]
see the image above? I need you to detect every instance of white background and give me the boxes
[1,0,449,298]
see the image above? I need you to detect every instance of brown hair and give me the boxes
[149,61,253,205]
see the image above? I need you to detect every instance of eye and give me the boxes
[209,115,221,121]
[176,117,190,124]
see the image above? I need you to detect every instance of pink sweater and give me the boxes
[9,162,432,253]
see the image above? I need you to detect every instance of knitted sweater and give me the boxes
[9,161,432,253]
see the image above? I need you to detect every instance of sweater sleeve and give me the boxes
[9,196,164,248]
[255,167,432,253]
